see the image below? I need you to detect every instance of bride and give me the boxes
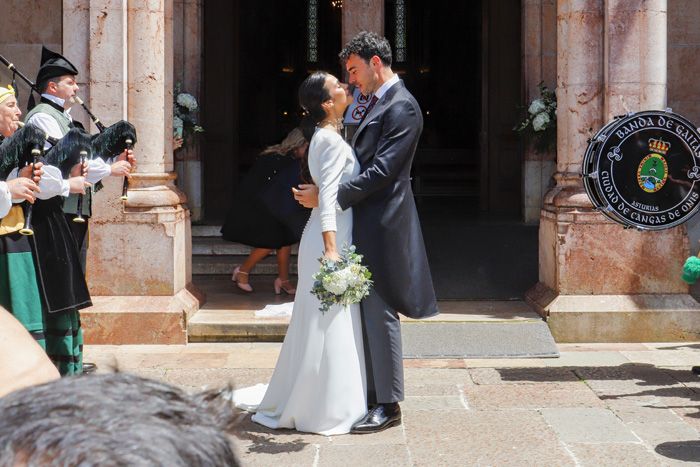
[233,72,367,435]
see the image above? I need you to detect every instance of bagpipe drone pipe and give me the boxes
[0,124,47,235]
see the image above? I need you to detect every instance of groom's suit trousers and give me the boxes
[361,289,404,404]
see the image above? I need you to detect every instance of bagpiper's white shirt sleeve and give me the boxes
[0,181,11,218]
[36,165,68,199]
[26,113,63,151]
[7,166,71,198]
[86,158,112,185]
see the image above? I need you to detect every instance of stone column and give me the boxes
[526,0,700,342]
[604,0,667,116]
[66,0,199,344]
[522,0,558,222]
[342,0,384,44]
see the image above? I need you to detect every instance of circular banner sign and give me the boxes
[582,110,700,230]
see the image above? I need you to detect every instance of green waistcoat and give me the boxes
[25,103,91,217]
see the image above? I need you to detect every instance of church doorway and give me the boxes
[198,0,536,300]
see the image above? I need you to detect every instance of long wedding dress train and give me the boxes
[232,128,366,435]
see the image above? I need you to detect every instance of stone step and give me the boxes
[192,225,223,237]
[187,278,556,354]
[192,237,299,256]
[193,255,299,276]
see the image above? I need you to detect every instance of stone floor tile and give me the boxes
[233,414,331,447]
[610,405,686,424]
[557,343,650,352]
[403,359,466,369]
[463,351,630,368]
[468,367,579,385]
[621,350,700,367]
[225,350,280,369]
[627,421,699,445]
[401,395,467,411]
[403,410,575,466]
[670,407,700,431]
[137,352,230,369]
[162,368,273,389]
[661,367,700,392]
[553,352,632,367]
[404,368,472,385]
[565,443,667,467]
[463,358,549,368]
[541,408,639,443]
[404,383,462,397]
[575,365,689,406]
[234,443,318,467]
[463,382,603,410]
[318,444,411,466]
[325,424,405,446]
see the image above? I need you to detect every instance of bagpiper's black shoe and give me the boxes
[350,403,401,434]
[82,362,98,374]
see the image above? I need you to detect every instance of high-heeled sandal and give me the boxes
[274,277,296,295]
[232,266,253,293]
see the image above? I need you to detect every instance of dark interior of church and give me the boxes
[201,0,536,299]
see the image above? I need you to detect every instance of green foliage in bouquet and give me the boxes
[311,244,373,314]
[514,81,557,153]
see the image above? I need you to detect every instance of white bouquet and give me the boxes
[514,81,557,152]
[311,245,373,314]
[173,84,204,147]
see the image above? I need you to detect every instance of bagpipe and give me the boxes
[0,124,46,235]
[43,128,93,223]
[1,53,138,203]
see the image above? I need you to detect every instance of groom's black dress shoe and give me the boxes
[351,403,401,434]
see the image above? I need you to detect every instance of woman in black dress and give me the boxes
[221,125,312,294]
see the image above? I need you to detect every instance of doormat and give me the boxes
[401,320,559,359]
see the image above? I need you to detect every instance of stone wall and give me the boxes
[0,0,62,113]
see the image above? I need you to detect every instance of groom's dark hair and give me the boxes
[339,31,392,67]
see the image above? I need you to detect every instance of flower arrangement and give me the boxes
[514,82,557,152]
[311,245,373,314]
[173,84,204,148]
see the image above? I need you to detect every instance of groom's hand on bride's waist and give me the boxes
[293,184,319,208]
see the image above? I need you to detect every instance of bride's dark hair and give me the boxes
[298,71,330,125]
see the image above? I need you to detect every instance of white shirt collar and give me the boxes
[374,74,400,101]
[41,93,72,117]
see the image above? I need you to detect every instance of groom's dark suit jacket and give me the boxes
[337,80,438,319]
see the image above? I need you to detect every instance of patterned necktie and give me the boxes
[360,95,379,124]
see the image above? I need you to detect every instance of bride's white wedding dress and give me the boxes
[233,127,367,435]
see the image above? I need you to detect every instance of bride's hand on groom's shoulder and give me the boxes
[292,184,319,208]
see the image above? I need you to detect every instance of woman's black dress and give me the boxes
[221,152,311,249]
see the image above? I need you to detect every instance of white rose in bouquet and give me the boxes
[177,93,198,111]
[322,273,349,295]
[532,112,550,132]
[528,99,546,116]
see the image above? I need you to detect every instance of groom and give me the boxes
[295,31,438,433]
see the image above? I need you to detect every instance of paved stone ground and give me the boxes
[85,342,700,466]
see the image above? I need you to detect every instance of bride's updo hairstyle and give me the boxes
[298,71,330,125]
